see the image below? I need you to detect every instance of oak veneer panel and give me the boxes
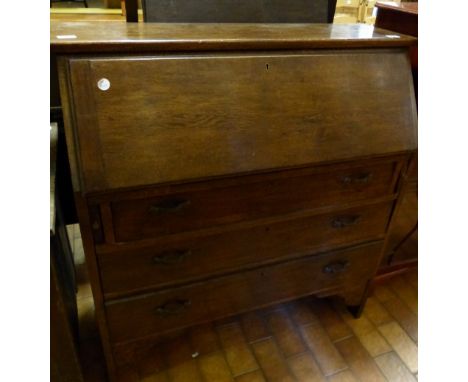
[105,242,383,343]
[99,202,392,296]
[68,50,416,192]
[89,155,404,203]
[67,61,106,192]
[51,22,416,54]
[111,160,398,241]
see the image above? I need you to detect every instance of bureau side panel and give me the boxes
[57,58,82,192]
[68,50,417,192]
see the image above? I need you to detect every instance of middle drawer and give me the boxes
[98,201,393,298]
[108,160,398,243]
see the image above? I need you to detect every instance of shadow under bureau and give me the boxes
[51,21,417,381]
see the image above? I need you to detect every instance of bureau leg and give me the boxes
[347,303,365,318]
[343,281,371,318]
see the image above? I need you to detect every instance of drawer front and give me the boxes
[110,161,398,242]
[67,51,416,192]
[99,202,392,297]
[105,241,383,343]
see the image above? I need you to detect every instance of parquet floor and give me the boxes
[69,225,418,382]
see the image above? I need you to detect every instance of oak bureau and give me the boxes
[51,21,417,380]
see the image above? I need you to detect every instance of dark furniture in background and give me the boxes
[52,21,417,381]
[51,124,83,382]
[141,0,337,23]
[51,107,77,225]
[125,0,337,23]
[375,2,418,279]
[124,0,139,22]
[375,1,417,99]
[375,2,418,37]
[51,0,89,8]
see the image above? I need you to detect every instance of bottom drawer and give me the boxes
[106,241,383,344]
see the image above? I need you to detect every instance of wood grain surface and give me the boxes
[108,160,398,241]
[66,50,416,192]
[99,202,392,297]
[105,242,383,343]
[51,21,416,54]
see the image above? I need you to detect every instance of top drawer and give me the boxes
[64,50,417,192]
[108,159,399,242]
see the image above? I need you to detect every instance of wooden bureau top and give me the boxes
[50,21,415,53]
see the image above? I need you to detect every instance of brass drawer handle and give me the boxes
[152,250,191,265]
[156,299,191,316]
[331,215,361,228]
[323,260,350,274]
[148,198,190,215]
[340,172,373,185]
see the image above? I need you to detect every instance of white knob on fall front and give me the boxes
[97,78,111,91]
